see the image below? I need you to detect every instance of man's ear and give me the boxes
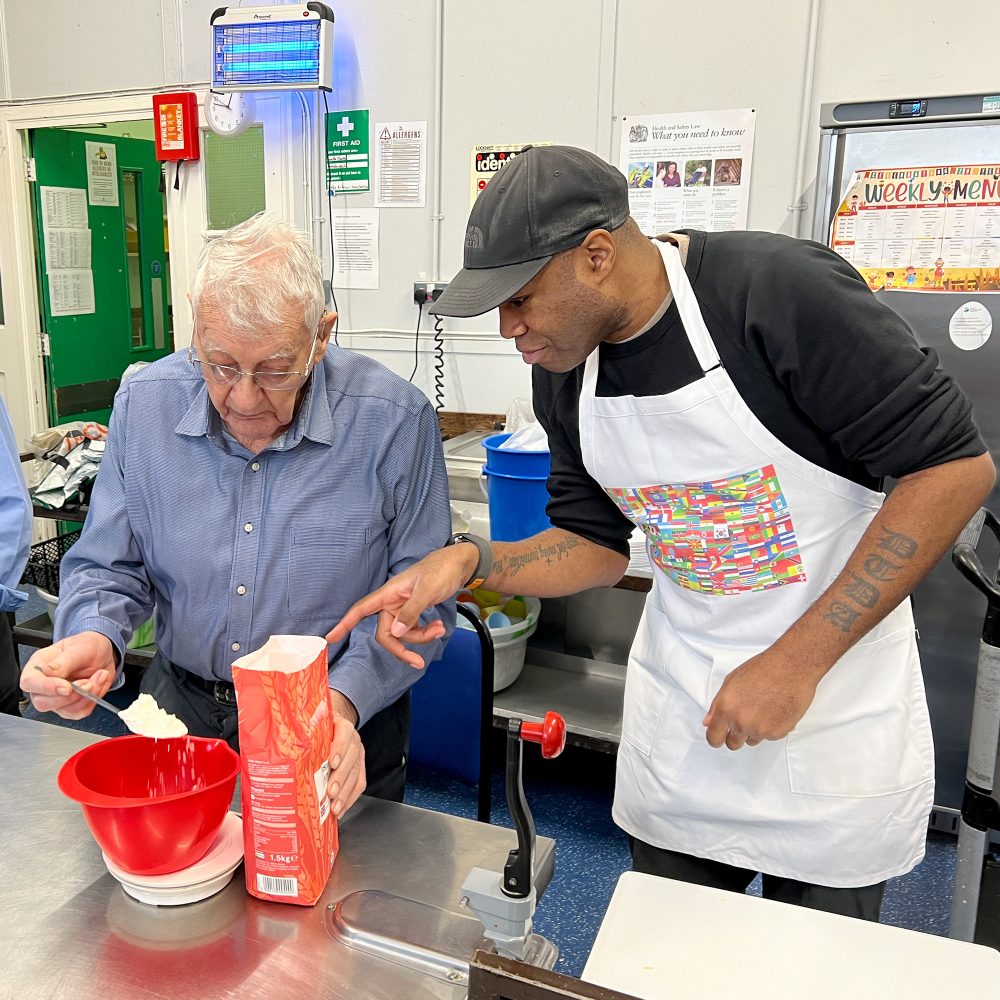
[316,311,337,354]
[579,229,617,283]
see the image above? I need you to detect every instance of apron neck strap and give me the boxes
[655,239,721,373]
[582,236,721,389]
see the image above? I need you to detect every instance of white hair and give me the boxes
[191,211,325,337]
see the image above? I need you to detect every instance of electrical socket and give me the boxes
[413,281,448,306]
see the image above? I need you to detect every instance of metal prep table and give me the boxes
[0,715,555,1000]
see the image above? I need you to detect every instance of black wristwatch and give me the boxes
[447,532,493,590]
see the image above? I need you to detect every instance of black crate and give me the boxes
[21,530,82,596]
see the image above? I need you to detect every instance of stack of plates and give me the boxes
[103,811,244,906]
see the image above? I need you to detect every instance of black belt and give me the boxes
[183,669,238,706]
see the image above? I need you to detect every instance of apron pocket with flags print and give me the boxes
[785,623,932,798]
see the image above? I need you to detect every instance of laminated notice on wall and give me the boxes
[618,108,756,235]
[85,141,119,207]
[331,208,379,289]
[830,164,1000,292]
[470,142,553,207]
[39,186,95,316]
[373,120,426,208]
[44,228,91,271]
[40,186,88,229]
[49,269,95,316]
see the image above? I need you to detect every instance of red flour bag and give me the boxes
[232,635,339,905]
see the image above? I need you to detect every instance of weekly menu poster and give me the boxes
[831,164,1000,291]
[618,108,756,235]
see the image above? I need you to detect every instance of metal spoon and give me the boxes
[32,664,124,722]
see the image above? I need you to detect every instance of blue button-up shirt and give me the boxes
[56,348,454,726]
[0,395,31,611]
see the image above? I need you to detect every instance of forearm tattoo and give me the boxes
[823,527,918,633]
[492,535,583,578]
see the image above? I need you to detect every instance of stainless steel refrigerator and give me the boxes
[812,93,1000,816]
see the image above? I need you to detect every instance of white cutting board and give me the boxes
[582,871,1000,999]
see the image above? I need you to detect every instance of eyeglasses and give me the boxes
[189,327,319,391]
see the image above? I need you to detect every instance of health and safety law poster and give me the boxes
[618,108,756,235]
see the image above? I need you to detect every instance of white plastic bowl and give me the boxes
[35,586,59,626]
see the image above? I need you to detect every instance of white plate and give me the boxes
[114,861,242,906]
[103,811,244,905]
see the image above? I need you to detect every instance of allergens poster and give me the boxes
[618,108,756,235]
[831,164,1000,291]
[373,120,427,208]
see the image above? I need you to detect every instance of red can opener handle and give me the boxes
[519,711,566,759]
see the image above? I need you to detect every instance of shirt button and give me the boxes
[244,523,253,533]
[236,585,247,595]
[231,642,241,651]
[251,462,260,472]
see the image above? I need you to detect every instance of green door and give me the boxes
[30,128,174,426]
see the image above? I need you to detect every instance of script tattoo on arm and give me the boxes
[825,601,861,632]
[823,526,918,634]
[492,535,584,579]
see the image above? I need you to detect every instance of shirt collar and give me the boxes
[175,382,213,438]
[286,354,334,448]
[173,354,335,449]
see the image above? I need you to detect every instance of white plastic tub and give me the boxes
[458,596,540,692]
[36,587,59,626]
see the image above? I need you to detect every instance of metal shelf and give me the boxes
[12,613,154,669]
[493,648,625,754]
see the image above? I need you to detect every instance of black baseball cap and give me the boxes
[430,145,630,318]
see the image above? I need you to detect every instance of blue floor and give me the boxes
[15,591,964,979]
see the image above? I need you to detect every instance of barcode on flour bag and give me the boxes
[233,635,339,906]
[257,874,298,897]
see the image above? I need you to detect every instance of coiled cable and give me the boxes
[432,313,445,412]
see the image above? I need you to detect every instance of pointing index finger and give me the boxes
[325,588,389,643]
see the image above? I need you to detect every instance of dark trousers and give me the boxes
[629,837,886,921]
[0,613,22,717]
[140,654,410,801]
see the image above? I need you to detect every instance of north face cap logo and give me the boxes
[465,225,484,249]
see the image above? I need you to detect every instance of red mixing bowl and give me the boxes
[58,735,240,876]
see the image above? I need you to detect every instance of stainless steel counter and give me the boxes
[0,715,555,1000]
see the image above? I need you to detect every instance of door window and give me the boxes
[122,170,147,349]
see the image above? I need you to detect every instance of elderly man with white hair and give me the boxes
[22,212,453,816]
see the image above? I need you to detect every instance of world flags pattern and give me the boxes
[606,464,806,596]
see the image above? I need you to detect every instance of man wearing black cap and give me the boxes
[330,145,994,919]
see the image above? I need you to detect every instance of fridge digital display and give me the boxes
[889,99,928,118]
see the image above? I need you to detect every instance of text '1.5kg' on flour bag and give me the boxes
[232,635,338,906]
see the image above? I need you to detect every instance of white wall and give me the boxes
[2,0,1000,440]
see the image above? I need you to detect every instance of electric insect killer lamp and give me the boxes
[211,3,334,92]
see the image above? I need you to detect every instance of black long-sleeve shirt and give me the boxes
[532,230,986,556]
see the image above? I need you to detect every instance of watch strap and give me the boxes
[449,532,493,590]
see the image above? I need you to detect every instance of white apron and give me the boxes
[580,239,934,887]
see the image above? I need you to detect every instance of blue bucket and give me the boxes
[482,433,552,542]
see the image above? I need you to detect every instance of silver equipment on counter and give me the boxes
[948,508,1000,945]
[461,711,566,963]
